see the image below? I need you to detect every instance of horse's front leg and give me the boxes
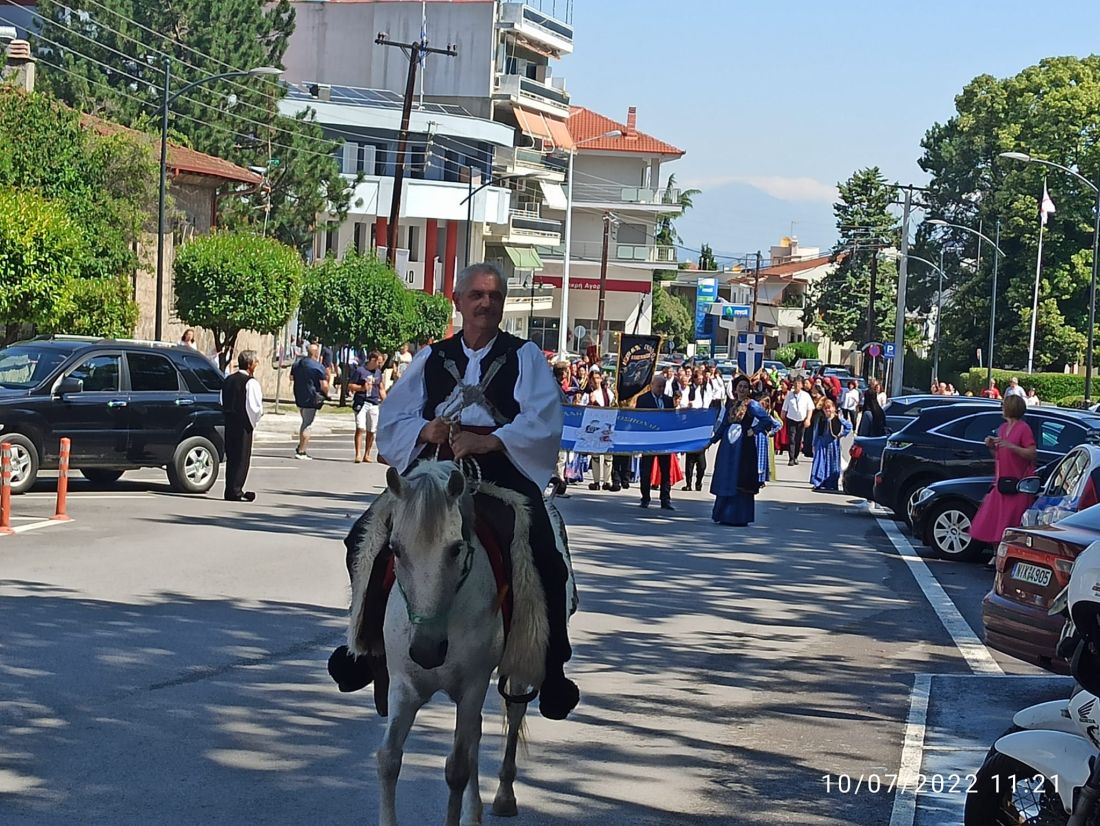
[491,682,528,818]
[377,680,426,826]
[445,680,490,826]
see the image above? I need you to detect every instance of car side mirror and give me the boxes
[57,376,83,396]
[1017,476,1043,495]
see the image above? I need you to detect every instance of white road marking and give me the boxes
[877,517,1003,675]
[889,673,931,826]
[1,518,70,536]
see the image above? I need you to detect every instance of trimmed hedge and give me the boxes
[963,368,1084,402]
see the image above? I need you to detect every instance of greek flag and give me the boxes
[418,0,428,62]
[560,405,719,455]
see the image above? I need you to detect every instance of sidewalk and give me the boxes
[254,406,357,443]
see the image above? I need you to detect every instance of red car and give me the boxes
[982,504,1100,670]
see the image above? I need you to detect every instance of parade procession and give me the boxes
[13,2,1100,825]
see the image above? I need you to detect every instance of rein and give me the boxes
[395,522,478,626]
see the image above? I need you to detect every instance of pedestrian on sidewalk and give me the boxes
[221,350,263,502]
[970,395,1038,545]
[710,374,774,527]
[841,380,860,427]
[857,384,886,437]
[291,343,329,460]
[636,375,673,510]
[782,377,813,466]
[349,350,386,463]
[809,399,851,492]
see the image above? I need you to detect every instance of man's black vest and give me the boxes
[422,331,524,423]
[222,371,254,432]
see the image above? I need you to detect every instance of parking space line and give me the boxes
[890,673,931,826]
[2,519,70,535]
[877,517,1003,675]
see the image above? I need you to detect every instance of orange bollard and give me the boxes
[1,442,13,535]
[53,437,71,521]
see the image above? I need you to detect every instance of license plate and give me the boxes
[1011,561,1052,588]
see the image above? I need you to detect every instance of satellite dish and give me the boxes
[574,325,587,340]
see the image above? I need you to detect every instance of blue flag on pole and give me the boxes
[737,333,766,375]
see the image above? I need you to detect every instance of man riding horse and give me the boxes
[328,262,579,721]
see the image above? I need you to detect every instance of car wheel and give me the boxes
[81,469,125,486]
[3,434,40,495]
[925,500,984,562]
[167,436,219,494]
[899,481,929,527]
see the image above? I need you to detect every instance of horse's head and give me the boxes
[385,461,473,670]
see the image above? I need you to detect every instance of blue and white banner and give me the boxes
[737,333,765,375]
[561,405,720,455]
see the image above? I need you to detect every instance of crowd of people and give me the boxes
[933,375,1042,407]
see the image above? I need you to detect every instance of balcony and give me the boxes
[539,240,678,265]
[496,146,567,180]
[569,182,682,210]
[498,3,574,57]
[486,208,563,246]
[494,73,570,118]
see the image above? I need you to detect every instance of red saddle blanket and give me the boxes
[382,515,514,635]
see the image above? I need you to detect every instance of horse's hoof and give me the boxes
[491,797,517,817]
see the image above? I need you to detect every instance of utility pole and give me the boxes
[891,184,913,397]
[865,247,878,378]
[595,211,612,355]
[375,33,456,269]
[750,250,762,327]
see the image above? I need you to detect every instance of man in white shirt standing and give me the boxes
[1005,377,1027,399]
[782,377,814,466]
[221,350,263,502]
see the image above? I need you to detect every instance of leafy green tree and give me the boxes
[57,275,140,338]
[808,167,898,344]
[34,0,355,252]
[651,285,693,352]
[654,174,701,280]
[0,88,155,281]
[0,188,87,339]
[406,290,453,345]
[299,254,410,354]
[698,243,717,271]
[174,232,303,368]
[919,56,1100,372]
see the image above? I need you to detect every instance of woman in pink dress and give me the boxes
[969,395,1038,544]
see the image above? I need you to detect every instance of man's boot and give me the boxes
[537,580,579,721]
[328,645,374,692]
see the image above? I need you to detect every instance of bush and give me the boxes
[405,290,452,345]
[300,253,409,353]
[963,368,1084,402]
[790,341,819,361]
[1055,395,1092,409]
[56,275,138,338]
[774,344,798,366]
[175,232,303,368]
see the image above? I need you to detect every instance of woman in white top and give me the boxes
[680,371,712,490]
[1025,388,1041,407]
[579,370,616,490]
[840,380,860,427]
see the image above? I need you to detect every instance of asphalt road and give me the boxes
[0,432,1063,825]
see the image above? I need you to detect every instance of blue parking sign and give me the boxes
[884,343,896,360]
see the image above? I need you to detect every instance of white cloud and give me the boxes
[682,174,838,204]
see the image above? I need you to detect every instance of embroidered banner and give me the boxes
[561,405,719,455]
[616,333,662,407]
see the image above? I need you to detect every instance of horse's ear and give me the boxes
[386,466,405,498]
[446,469,465,500]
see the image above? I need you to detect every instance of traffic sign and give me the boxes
[884,343,896,360]
[867,343,882,358]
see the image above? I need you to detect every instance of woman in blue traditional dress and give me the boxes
[809,398,852,491]
[710,375,775,526]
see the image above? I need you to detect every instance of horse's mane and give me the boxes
[399,461,474,543]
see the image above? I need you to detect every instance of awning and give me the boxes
[512,105,575,151]
[504,245,543,270]
[539,180,568,211]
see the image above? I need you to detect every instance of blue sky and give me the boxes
[559,0,1100,262]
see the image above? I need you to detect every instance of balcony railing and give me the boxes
[497,146,568,176]
[495,74,570,114]
[486,209,563,243]
[538,241,678,264]
[499,3,574,54]
[570,183,681,206]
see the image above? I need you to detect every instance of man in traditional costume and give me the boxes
[327,263,578,720]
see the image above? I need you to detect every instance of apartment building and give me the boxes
[531,105,685,353]
[282,0,575,317]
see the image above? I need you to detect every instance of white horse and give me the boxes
[366,461,556,826]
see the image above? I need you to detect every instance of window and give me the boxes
[938,413,1003,443]
[128,353,181,392]
[408,225,419,262]
[1036,419,1086,456]
[181,354,224,393]
[1044,449,1088,498]
[325,225,338,256]
[617,223,648,244]
[69,355,120,393]
[529,316,559,351]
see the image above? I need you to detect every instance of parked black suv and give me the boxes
[872,403,1100,523]
[0,336,226,494]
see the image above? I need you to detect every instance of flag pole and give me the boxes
[1027,177,1047,374]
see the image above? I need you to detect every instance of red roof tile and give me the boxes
[81,114,262,186]
[756,254,834,277]
[568,106,684,156]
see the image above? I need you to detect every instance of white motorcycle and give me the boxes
[966,543,1100,826]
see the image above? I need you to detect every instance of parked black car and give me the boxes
[873,403,1100,524]
[840,396,1000,502]
[0,336,226,494]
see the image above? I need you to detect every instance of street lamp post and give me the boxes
[556,129,622,360]
[927,218,1004,387]
[882,250,949,382]
[460,168,544,269]
[155,62,281,341]
[1000,151,1100,401]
